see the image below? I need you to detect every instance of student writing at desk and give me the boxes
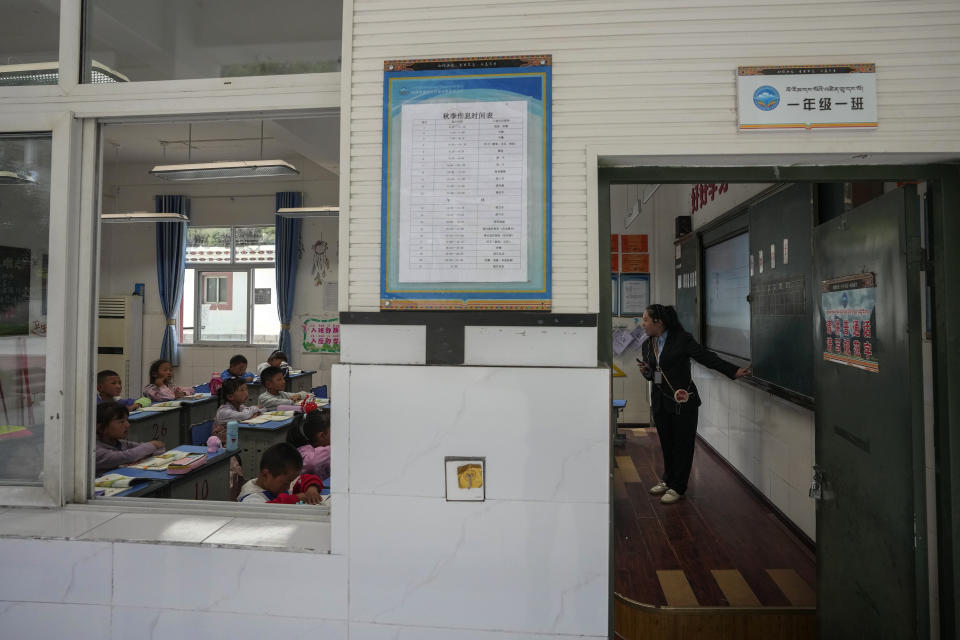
[143,359,194,401]
[95,402,165,476]
[238,442,324,504]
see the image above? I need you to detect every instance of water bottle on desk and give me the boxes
[226,420,239,452]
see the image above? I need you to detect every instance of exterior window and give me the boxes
[82,0,342,83]
[0,134,51,483]
[0,2,60,87]
[182,226,279,345]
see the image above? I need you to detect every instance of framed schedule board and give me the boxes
[380,55,552,310]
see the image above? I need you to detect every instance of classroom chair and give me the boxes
[312,385,328,399]
[190,420,214,446]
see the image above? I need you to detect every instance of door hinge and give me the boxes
[907,238,933,272]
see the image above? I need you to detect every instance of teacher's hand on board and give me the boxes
[735,366,752,378]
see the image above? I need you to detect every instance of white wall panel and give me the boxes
[343,0,960,311]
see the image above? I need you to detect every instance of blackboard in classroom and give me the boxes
[748,183,816,399]
[0,246,31,336]
[674,233,701,342]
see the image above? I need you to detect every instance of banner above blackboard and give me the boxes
[380,55,552,310]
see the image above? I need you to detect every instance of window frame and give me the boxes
[186,224,277,347]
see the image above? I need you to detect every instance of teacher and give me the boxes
[636,304,751,504]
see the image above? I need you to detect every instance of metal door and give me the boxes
[813,185,927,639]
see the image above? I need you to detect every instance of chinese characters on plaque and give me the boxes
[399,100,528,283]
[737,64,877,130]
[820,273,878,373]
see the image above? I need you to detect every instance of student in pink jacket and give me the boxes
[95,402,164,475]
[286,409,330,483]
[142,359,194,401]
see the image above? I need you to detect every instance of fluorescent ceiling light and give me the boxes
[0,60,128,86]
[149,159,299,181]
[101,212,189,223]
[276,206,338,218]
[0,170,37,185]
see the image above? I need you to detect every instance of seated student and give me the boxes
[213,377,261,444]
[256,350,292,377]
[95,401,165,476]
[286,408,330,482]
[96,369,150,409]
[238,442,324,504]
[143,359,194,401]
[258,366,307,409]
[220,354,256,381]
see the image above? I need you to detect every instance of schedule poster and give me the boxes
[381,55,552,310]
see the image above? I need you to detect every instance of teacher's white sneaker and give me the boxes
[660,489,683,504]
[649,481,668,495]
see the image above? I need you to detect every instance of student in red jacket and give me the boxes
[238,442,324,504]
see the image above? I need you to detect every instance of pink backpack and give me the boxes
[208,375,223,397]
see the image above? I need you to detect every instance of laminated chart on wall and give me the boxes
[381,56,552,310]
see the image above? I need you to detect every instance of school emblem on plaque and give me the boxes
[752,85,780,111]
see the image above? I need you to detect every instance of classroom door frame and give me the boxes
[596,161,960,640]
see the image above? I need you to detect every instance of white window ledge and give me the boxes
[0,505,331,554]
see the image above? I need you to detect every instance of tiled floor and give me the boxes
[614,428,816,607]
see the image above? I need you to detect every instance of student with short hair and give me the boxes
[286,409,330,482]
[143,359,195,401]
[220,354,256,381]
[238,442,324,504]
[258,366,307,409]
[95,402,164,475]
[96,369,150,409]
[256,350,291,377]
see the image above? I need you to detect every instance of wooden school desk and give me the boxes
[128,403,182,450]
[103,445,238,501]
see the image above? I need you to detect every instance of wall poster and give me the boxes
[381,55,552,310]
[301,315,341,354]
[820,273,877,373]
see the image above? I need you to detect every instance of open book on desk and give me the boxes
[121,450,191,471]
[241,410,295,424]
[94,473,149,497]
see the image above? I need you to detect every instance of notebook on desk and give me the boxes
[121,450,191,471]
[94,473,149,497]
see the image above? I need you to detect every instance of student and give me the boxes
[238,442,324,504]
[286,409,330,482]
[256,350,291,377]
[96,369,150,409]
[143,359,195,401]
[213,377,261,444]
[95,401,165,476]
[258,366,307,409]
[220,354,256,381]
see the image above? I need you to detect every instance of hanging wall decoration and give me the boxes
[312,239,331,287]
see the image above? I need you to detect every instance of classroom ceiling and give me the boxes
[102,115,340,176]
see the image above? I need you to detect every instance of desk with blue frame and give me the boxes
[236,415,296,479]
[127,403,182,451]
[103,445,238,501]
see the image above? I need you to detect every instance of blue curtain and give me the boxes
[275,192,302,361]
[155,195,189,365]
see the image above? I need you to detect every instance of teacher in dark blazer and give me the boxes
[636,304,751,504]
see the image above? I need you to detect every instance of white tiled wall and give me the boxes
[693,363,816,540]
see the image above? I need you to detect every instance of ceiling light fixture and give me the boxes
[101,144,188,223]
[149,122,299,181]
[276,206,339,219]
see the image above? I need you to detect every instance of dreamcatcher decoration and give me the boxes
[312,238,331,287]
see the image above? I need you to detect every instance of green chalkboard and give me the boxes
[748,184,816,399]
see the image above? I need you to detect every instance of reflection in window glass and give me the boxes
[198,271,247,342]
[83,0,342,83]
[0,1,60,87]
[704,232,751,359]
[0,135,51,483]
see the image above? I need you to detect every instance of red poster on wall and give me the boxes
[611,254,619,272]
[621,234,648,253]
[610,234,620,252]
[621,254,649,273]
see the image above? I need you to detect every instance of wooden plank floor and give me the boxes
[614,428,816,607]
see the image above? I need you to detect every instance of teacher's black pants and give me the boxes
[652,402,699,495]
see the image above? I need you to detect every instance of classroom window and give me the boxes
[703,232,751,359]
[81,0,342,84]
[183,225,279,345]
[0,134,51,483]
[0,2,60,87]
